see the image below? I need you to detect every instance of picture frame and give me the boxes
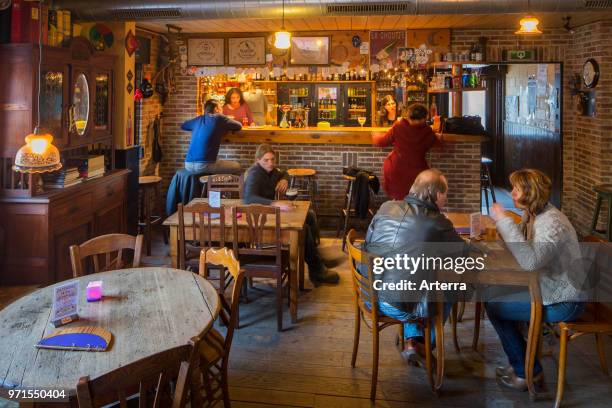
[290,36,330,65]
[228,37,266,65]
[188,38,224,66]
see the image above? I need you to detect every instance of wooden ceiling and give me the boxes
[137,12,612,33]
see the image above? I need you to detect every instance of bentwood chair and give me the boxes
[201,174,244,199]
[346,230,437,400]
[76,337,202,408]
[70,233,144,278]
[554,237,612,408]
[232,205,290,331]
[178,202,227,289]
[197,247,245,407]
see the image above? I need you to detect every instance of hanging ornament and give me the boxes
[134,88,143,101]
[352,35,362,48]
[125,29,139,56]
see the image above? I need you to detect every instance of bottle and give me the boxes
[429,100,438,118]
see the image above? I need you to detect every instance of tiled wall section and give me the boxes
[157,24,612,234]
[136,30,163,177]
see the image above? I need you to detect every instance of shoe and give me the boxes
[309,265,340,285]
[495,365,514,377]
[498,371,544,391]
[323,258,342,269]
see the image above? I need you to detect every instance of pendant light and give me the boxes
[516,1,542,35]
[274,0,291,49]
[13,0,62,173]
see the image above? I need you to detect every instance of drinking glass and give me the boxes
[357,117,366,127]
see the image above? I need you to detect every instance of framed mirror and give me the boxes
[73,73,90,136]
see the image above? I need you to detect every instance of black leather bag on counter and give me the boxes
[443,116,485,135]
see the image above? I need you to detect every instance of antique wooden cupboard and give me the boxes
[0,38,128,285]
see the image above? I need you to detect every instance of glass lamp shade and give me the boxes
[516,16,542,34]
[13,130,62,173]
[274,31,291,49]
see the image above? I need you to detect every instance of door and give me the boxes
[276,83,315,126]
[92,69,113,142]
[342,83,372,126]
[39,63,70,148]
[315,84,341,126]
[54,222,91,282]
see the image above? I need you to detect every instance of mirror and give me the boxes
[73,73,90,136]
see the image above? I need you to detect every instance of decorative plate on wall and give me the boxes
[582,58,599,88]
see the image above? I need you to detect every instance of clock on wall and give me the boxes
[582,58,600,88]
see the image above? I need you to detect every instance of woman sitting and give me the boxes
[223,87,254,126]
[487,169,585,390]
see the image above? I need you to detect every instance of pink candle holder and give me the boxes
[86,281,103,302]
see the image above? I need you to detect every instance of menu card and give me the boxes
[209,190,221,208]
[51,281,79,327]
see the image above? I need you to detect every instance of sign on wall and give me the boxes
[369,30,406,69]
[228,37,265,65]
[188,38,224,66]
[406,29,450,53]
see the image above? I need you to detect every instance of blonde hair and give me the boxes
[255,144,275,160]
[509,169,551,215]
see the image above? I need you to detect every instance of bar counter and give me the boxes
[223,126,488,145]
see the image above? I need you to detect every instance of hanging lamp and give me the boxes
[274,0,291,49]
[13,0,62,173]
[516,1,542,35]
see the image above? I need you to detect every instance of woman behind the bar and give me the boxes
[487,169,585,391]
[376,95,402,127]
[372,103,440,200]
[223,87,255,126]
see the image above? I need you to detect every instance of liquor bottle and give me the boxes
[429,100,438,118]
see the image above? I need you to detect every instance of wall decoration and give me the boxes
[89,24,114,51]
[370,30,406,69]
[582,58,599,88]
[228,37,265,65]
[290,36,330,65]
[352,35,361,48]
[414,45,433,67]
[125,29,138,57]
[188,38,224,66]
[406,29,450,54]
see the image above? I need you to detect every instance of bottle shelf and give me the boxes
[430,61,488,67]
[427,87,486,93]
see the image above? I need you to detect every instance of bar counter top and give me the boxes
[223,126,487,145]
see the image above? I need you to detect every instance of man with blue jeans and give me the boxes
[364,169,467,366]
[182,99,242,174]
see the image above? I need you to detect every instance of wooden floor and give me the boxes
[1,231,611,407]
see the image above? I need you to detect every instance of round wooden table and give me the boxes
[0,267,219,400]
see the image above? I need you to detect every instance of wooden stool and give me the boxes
[336,174,375,251]
[138,176,163,256]
[590,184,612,241]
[287,168,317,208]
[481,157,496,214]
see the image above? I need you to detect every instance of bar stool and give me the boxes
[590,184,612,241]
[138,176,163,256]
[337,174,375,251]
[287,168,317,207]
[481,157,496,214]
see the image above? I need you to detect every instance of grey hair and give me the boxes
[408,169,447,205]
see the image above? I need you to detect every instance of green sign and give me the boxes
[506,50,536,61]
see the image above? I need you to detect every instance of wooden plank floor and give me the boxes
[1,231,611,407]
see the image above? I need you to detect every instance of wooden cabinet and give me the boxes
[0,170,129,285]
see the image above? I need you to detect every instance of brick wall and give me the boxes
[136,30,163,177]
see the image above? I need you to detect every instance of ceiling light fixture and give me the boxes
[516,1,542,35]
[13,0,62,174]
[274,0,291,49]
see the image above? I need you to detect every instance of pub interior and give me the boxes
[1,1,612,407]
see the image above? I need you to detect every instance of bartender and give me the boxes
[223,87,254,126]
[376,95,402,127]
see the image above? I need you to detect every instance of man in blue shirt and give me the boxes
[182,100,242,174]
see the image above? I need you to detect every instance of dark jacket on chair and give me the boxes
[165,169,206,216]
[364,195,467,313]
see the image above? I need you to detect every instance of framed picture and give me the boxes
[290,36,330,65]
[228,37,265,65]
[188,38,224,66]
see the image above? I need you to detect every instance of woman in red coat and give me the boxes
[373,104,441,200]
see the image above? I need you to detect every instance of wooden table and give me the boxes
[163,198,309,325]
[0,267,219,405]
[433,213,542,398]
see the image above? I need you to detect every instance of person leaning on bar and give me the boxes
[181,99,242,174]
[243,144,340,285]
[486,169,586,391]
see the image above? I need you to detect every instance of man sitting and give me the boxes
[244,144,339,285]
[364,169,467,366]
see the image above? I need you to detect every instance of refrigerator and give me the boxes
[343,83,373,127]
[277,83,315,126]
[315,84,341,126]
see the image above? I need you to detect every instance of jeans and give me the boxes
[185,160,241,174]
[378,301,452,345]
[485,292,585,378]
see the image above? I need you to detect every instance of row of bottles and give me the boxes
[318,98,337,111]
[319,110,337,120]
[430,69,482,90]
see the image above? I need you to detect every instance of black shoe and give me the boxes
[323,258,342,269]
[310,267,340,285]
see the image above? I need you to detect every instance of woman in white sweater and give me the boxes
[487,169,585,391]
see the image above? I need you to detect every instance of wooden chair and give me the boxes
[346,229,436,400]
[197,247,245,407]
[177,202,226,283]
[76,337,201,408]
[201,174,244,199]
[232,204,290,331]
[555,237,612,408]
[70,233,144,278]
